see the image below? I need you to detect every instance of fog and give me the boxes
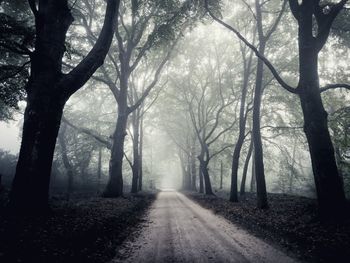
[1,0,350,262]
[1,0,349,199]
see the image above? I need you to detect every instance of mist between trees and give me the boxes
[0,0,349,220]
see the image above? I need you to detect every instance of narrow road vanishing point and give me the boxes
[112,191,297,263]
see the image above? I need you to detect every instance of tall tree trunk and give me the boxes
[198,155,213,195]
[97,146,102,190]
[180,151,191,190]
[9,0,120,213]
[230,46,252,202]
[199,167,204,193]
[179,152,187,189]
[300,56,345,219]
[296,4,345,216]
[220,160,223,190]
[201,162,213,195]
[185,155,192,190]
[131,110,140,193]
[58,123,74,199]
[10,97,66,212]
[240,139,253,196]
[190,145,197,191]
[250,150,256,192]
[230,134,245,201]
[138,114,144,191]
[252,39,268,209]
[103,90,128,197]
[8,0,73,213]
[288,140,296,194]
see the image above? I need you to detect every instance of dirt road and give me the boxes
[112,191,297,263]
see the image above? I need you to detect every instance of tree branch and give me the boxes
[0,61,30,82]
[207,119,238,146]
[209,144,234,160]
[315,0,348,51]
[127,37,179,113]
[320,83,350,93]
[62,116,112,149]
[205,0,298,94]
[265,0,287,40]
[62,0,120,97]
[124,151,133,168]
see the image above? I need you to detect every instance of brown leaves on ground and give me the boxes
[0,192,156,263]
[186,191,350,263]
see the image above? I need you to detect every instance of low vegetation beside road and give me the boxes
[186,191,350,263]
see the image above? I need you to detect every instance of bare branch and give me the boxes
[62,0,120,97]
[265,0,287,40]
[209,144,234,160]
[240,0,257,21]
[205,0,298,94]
[261,125,303,130]
[127,37,179,113]
[62,116,112,149]
[124,151,133,168]
[320,83,350,93]
[207,119,238,146]
[140,83,164,117]
[205,100,234,142]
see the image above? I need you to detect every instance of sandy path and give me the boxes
[111,191,298,263]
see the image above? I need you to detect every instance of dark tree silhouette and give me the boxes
[206,0,349,217]
[9,0,120,213]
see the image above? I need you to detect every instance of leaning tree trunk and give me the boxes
[230,48,252,202]
[298,29,345,218]
[240,139,253,196]
[202,163,213,195]
[252,41,268,209]
[230,133,245,201]
[199,158,214,195]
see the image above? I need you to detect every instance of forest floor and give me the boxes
[185,191,350,263]
[0,189,157,263]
